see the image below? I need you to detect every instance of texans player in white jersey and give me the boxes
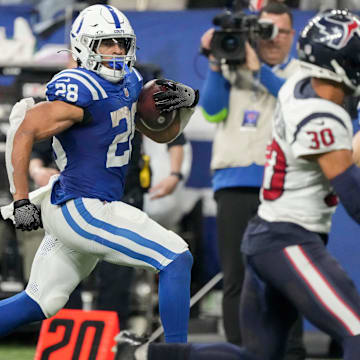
[0,5,199,343]
[115,9,360,360]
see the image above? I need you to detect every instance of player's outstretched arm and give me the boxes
[148,144,184,199]
[9,100,83,201]
[314,149,353,180]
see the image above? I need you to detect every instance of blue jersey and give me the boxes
[45,67,143,204]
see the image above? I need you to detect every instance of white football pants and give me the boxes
[25,190,188,317]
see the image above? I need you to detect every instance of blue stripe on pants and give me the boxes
[61,202,166,269]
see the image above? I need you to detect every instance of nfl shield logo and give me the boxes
[124,88,129,97]
[242,110,260,128]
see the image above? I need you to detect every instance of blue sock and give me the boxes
[0,291,46,337]
[158,250,193,343]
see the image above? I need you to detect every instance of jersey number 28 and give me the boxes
[106,103,136,168]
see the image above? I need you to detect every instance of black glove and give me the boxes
[153,79,199,113]
[13,199,43,231]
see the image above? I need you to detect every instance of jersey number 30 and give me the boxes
[306,128,335,149]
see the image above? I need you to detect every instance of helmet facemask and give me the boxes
[79,34,136,82]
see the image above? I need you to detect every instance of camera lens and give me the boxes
[221,34,239,53]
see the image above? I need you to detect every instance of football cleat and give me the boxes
[114,330,148,360]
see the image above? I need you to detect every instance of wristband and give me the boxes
[170,172,183,181]
[14,199,31,209]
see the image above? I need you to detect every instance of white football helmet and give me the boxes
[70,4,136,83]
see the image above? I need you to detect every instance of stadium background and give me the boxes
[0,4,360,358]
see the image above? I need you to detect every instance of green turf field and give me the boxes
[0,344,36,360]
[0,342,342,360]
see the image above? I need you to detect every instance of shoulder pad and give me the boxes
[46,69,108,108]
[126,67,143,100]
[291,111,352,158]
[131,67,143,83]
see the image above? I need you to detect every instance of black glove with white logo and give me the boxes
[13,199,43,231]
[154,79,199,113]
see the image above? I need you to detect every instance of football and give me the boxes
[137,79,176,131]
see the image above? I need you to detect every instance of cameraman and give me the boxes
[200,3,304,359]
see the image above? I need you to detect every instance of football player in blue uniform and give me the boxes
[0,4,198,343]
[115,9,360,360]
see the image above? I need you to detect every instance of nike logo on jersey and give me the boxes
[59,78,71,83]
[314,120,325,126]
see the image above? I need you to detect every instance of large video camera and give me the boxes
[210,10,278,65]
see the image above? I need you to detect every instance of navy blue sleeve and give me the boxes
[330,164,360,225]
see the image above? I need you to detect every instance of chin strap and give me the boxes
[57,49,74,55]
[96,63,130,83]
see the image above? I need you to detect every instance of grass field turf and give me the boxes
[0,342,342,360]
[0,331,38,360]
[0,331,343,360]
[0,343,36,360]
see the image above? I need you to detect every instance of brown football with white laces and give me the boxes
[137,79,176,131]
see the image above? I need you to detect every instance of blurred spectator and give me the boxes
[187,0,300,10]
[109,0,188,11]
[299,0,360,11]
[199,3,306,359]
[271,0,300,8]
[143,134,192,230]
[187,0,229,8]
[249,0,300,10]
[0,0,27,3]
